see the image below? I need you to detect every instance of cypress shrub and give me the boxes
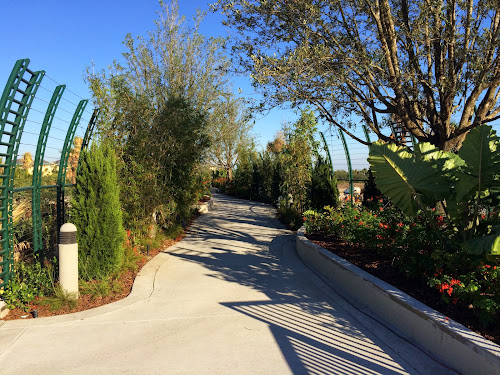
[70,142,125,280]
[309,155,339,210]
[362,168,384,209]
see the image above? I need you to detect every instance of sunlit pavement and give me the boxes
[0,194,457,374]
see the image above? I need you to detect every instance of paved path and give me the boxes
[0,194,456,374]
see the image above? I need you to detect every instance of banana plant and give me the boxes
[368,125,500,258]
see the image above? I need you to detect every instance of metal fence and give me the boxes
[0,58,98,288]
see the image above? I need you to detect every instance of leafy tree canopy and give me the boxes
[215,0,500,151]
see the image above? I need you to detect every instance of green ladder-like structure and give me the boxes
[0,59,44,286]
[0,59,98,288]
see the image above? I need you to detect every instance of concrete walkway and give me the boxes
[0,194,456,374]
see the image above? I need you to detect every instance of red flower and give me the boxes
[452,298,459,305]
[397,222,403,227]
[438,283,449,293]
[436,216,445,226]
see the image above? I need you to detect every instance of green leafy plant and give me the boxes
[0,259,53,311]
[38,287,78,311]
[368,125,500,257]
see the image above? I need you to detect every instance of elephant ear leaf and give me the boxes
[456,125,500,202]
[462,227,500,258]
[368,142,449,216]
[415,142,464,176]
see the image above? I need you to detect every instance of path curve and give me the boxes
[0,194,456,374]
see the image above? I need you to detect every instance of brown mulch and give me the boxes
[2,237,180,321]
[307,233,500,346]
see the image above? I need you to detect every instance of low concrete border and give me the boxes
[296,227,500,375]
[0,301,8,319]
[196,197,214,214]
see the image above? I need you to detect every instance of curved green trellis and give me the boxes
[56,99,88,232]
[81,108,99,151]
[338,129,355,204]
[0,58,44,286]
[77,108,100,175]
[0,58,99,288]
[319,131,335,180]
[32,84,66,254]
[322,125,374,206]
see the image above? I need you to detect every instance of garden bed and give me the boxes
[306,232,500,345]
[1,237,178,321]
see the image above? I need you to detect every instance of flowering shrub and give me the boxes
[429,263,500,324]
[304,202,500,325]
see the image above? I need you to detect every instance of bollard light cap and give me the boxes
[60,223,77,233]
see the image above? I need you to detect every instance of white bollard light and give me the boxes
[59,223,78,299]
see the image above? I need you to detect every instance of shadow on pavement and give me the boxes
[166,194,423,375]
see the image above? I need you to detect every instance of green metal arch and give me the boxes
[77,108,100,174]
[81,108,99,151]
[32,84,66,254]
[319,131,336,182]
[56,99,88,232]
[0,58,44,286]
[338,129,354,205]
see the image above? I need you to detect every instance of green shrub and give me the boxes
[70,142,125,280]
[362,168,384,208]
[0,259,53,311]
[310,156,339,210]
[304,202,500,326]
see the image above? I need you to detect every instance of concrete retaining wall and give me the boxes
[296,227,500,375]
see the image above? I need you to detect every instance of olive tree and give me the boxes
[215,0,500,151]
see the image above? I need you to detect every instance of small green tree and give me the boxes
[281,110,318,213]
[70,142,125,280]
[310,155,338,211]
[362,168,383,209]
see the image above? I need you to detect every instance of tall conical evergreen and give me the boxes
[310,155,339,210]
[70,142,125,280]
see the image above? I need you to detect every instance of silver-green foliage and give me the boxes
[70,142,125,280]
[368,125,500,257]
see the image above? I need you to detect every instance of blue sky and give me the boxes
[0,1,303,153]
[0,0,369,169]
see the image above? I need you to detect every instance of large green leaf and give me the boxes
[462,231,500,256]
[368,142,450,216]
[416,142,464,175]
[456,125,500,202]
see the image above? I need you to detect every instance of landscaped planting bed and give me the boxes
[303,201,500,346]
